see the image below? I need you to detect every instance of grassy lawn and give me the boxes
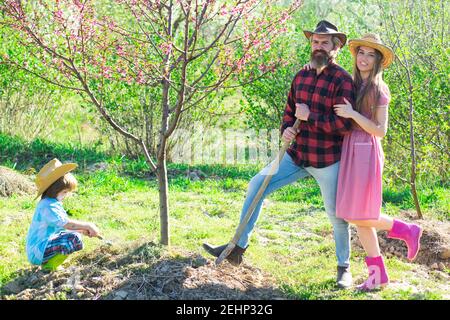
[0,134,448,300]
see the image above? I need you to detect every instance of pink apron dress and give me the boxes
[336,85,390,220]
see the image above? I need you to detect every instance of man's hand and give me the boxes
[295,103,310,121]
[282,126,299,143]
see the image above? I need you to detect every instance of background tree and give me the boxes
[379,0,449,219]
[0,24,68,142]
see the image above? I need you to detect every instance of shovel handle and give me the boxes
[215,119,301,265]
[215,243,236,265]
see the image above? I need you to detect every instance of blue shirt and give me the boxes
[26,198,69,265]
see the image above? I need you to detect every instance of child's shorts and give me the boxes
[42,231,83,263]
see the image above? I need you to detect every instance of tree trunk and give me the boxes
[158,84,171,246]
[155,0,173,246]
[407,91,423,219]
[406,70,423,219]
[157,158,170,246]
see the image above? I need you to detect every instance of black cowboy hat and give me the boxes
[303,20,347,47]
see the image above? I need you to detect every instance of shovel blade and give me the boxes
[215,243,236,265]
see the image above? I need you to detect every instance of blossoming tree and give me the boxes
[1,0,301,245]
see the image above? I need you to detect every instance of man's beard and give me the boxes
[310,49,332,68]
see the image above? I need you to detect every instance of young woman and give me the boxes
[333,33,422,291]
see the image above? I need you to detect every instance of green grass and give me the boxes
[0,134,449,300]
[383,186,449,220]
[0,132,108,171]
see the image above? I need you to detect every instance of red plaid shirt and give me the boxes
[281,62,356,168]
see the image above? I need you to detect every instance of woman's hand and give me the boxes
[333,98,356,118]
[295,103,310,121]
[303,63,312,71]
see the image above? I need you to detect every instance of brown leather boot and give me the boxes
[202,243,247,266]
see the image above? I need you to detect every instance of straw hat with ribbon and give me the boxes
[35,158,77,199]
[303,20,347,48]
[348,33,395,69]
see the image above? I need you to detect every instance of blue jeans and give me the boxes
[237,152,351,267]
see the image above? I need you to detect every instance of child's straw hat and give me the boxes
[35,158,77,199]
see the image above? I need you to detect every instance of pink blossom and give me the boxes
[116,45,125,57]
[243,30,250,44]
[69,34,81,42]
[220,5,228,16]
[159,42,172,55]
[136,70,145,84]
[102,66,112,79]
[230,6,242,16]
[279,12,290,25]
[117,68,127,78]
[108,20,116,29]
[53,10,64,22]
[73,0,84,9]
[236,60,243,71]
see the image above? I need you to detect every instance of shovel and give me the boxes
[215,119,301,265]
[96,234,113,246]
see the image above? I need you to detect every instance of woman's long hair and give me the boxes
[352,47,385,117]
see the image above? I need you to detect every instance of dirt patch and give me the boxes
[0,166,36,197]
[1,241,287,300]
[351,212,450,270]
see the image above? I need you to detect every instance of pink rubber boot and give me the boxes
[387,219,423,261]
[357,256,389,291]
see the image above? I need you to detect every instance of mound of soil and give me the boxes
[0,166,36,197]
[351,212,450,270]
[1,241,287,300]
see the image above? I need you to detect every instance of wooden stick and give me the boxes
[215,119,301,265]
